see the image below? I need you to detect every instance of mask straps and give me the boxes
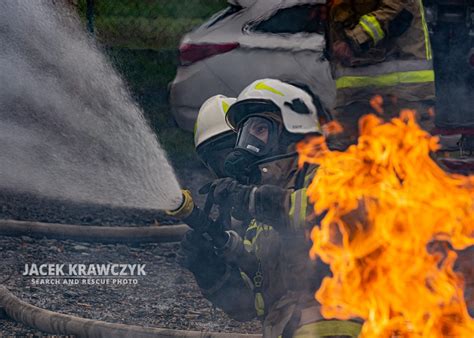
[248,151,298,170]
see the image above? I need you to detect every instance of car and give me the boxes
[169,0,335,131]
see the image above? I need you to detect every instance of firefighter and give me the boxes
[178,94,257,321]
[180,79,362,337]
[328,0,436,146]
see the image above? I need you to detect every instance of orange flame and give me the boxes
[428,107,436,118]
[323,120,344,135]
[297,111,474,337]
[370,95,384,115]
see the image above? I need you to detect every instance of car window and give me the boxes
[252,5,326,35]
[206,5,243,28]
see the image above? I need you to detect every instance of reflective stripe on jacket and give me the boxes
[329,0,435,107]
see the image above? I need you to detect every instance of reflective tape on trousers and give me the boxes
[336,69,435,89]
[336,70,434,89]
[335,59,433,78]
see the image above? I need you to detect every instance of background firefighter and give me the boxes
[177,94,258,321]
[328,0,436,147]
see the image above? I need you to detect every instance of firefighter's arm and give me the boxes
[201,263,257,322]
[344,0,409,50]
[252,166,317,231]
[251,185,314,231]
[178,230,256,321]
[207,178,311,231]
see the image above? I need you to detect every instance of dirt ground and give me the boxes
[0,165,262,336]
[0,235,261,336]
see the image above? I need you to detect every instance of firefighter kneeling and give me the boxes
[179,79,362,338]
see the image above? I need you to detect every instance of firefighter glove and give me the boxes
[209,177,255,220]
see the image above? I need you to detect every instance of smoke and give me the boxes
[0,1,182,210]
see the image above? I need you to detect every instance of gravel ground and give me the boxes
[0,164,262,336]
[0,235,261,336]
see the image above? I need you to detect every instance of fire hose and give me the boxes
[0,219,189,244]
[0,191,263,336]
[0,285,260,338]
[0,190,232,245]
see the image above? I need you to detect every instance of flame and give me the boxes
[297,111,474,337]
[369,95,384,115]
[323,120,344,135]
[428,107,436,118]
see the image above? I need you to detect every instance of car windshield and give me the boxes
[252,5,326,35]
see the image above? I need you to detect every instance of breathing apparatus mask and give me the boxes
[223,79,327,183]
[224,114,294,183]
[197,131,236,178]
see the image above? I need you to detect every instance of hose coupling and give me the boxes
[166,190,194,219]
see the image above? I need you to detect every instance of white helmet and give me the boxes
[194,95,237,149]
[226,79,323,134]
[194,95,237,178]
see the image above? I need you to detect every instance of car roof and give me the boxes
[183,0,327,51]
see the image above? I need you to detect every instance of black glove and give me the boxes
[209,178,254,221]
[177,230,227,289]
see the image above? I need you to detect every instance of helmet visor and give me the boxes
[236,116,278,157]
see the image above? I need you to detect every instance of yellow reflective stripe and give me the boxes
[243,239,252,252]
[289,191,296,225]
[299,188,308,227]
[290,189,308,229]
[304,171,315,187]
[359,20,374,40]
[336,69,434,89]
[247,220,258,230]
[293,320,362,338]
[254,224,272,252]
[255,292,265,316]
[289,190,298,229]
[359,14,385,44]
[335,59,433,78]
[245,220,273,253]
[418,0,432,60]
[255,81,284,96]
[240,271,254,290]
[221,100,230,113]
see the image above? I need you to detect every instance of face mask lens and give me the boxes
[236,117,275,156]
[248,119,270,143]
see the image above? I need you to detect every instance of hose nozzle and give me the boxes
[166,190,194,219]
[166,189,229,248]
